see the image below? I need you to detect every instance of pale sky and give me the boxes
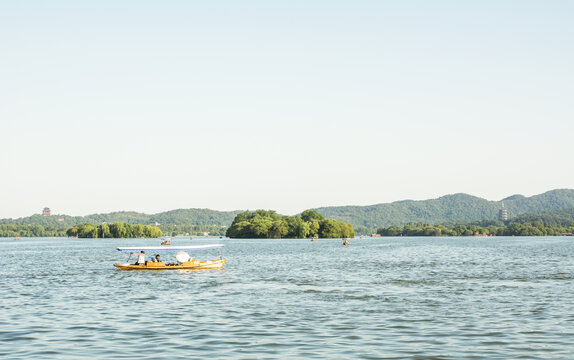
[1,0,573,219]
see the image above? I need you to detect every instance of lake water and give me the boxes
[1,236,573,359]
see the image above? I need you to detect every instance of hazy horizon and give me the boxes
[3,188,571,219]
[2,1,573,219]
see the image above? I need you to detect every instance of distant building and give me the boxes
[498,202,508,221]
[42,207,51,216]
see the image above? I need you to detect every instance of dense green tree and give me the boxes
[99,224,112,238]
[319,219,343,238]
[269,219,289,238]
[285,216,304,238]
[77,224,98,238]
[308,220,321,238]
[109,222,127,238]
[339,222,355,238]
[375,219,574,237]
[66,222,162,238]
[226,210,354,239]
[301,210,325,222]
[0,224,66,237]
[250,216,273,237]
[380,226,403,236]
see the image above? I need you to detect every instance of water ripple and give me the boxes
[1,237,573,358]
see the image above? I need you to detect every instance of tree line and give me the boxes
[0,223,227,238]
[66,222,163,238]
[376,221,574,237]
[0,224,67,237]
[159,224,227,237]
[226,210,354,239]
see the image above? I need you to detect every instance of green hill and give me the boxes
[0,209,242,228]
[509,207,574,227]
[313,189,574,229]
[3,189,574,235]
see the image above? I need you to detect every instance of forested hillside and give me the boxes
[0,209,241,237]
[509,207,574,227]
[314,189,574,229]
[0,209,241,227]
[3,189,574,237]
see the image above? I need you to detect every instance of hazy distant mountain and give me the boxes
[313,189,574,228]
[0,209,242,227]
[3,189,574,230]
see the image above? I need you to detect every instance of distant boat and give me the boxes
[342,239,350,246]
[14,237,20,241]
[160,236,172,245]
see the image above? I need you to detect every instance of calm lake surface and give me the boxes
[1,236,573,359]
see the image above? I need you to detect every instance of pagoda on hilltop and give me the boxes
[42,207,51,216]
[498,202,508,221]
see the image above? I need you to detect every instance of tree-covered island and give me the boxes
[226,210,354,238]
[66,222,163,238]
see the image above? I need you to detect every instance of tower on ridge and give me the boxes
[498,202,508,221]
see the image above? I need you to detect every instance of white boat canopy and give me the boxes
[117,244,224,252]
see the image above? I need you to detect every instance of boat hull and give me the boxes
[114,259,226,271]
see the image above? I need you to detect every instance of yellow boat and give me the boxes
[114,244,226,271]
[114,259,226,270]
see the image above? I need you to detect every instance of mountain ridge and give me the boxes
[0,208,243,227]
[2,189,573,230]
[312,189,574,229]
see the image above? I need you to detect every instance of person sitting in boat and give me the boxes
[130,250,146,265]
[154,254,161,262]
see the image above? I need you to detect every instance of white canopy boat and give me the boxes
[114,244,226,270]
